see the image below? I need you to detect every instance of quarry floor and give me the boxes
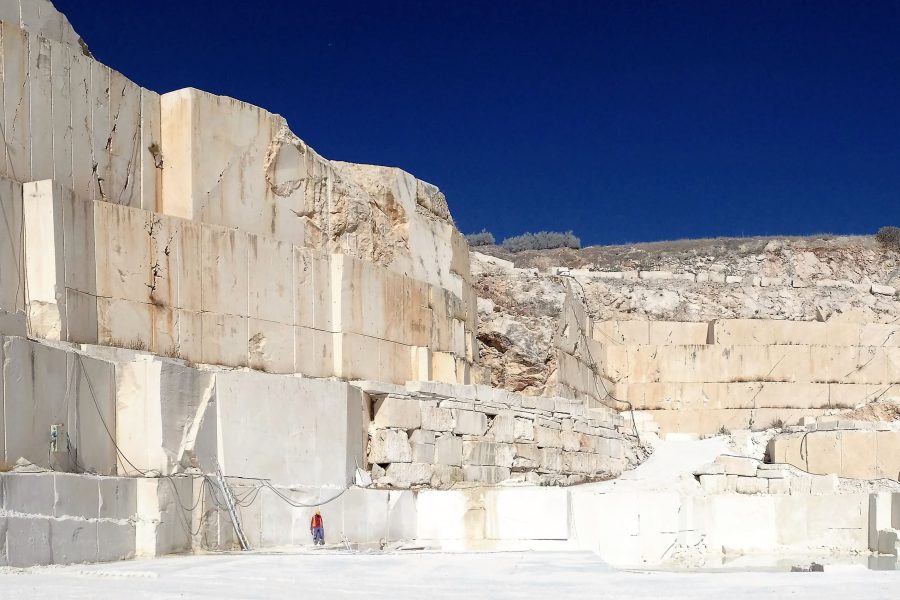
[0,551,897,599]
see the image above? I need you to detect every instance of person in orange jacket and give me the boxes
[310,511,325,546]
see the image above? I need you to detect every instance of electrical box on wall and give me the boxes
[49,423,66,453]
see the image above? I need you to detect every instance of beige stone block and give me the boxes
[462,465,510,484]
[146,216,202,311]
[293,326,334,378]
[715,455,758,476]
[513,443,541,468]
[593,320,650,346]
[750,408,828,430]
[810,346,889,385]
[148,304,178,357]
[601,345,629,382]
[453,410,487,436]
[735,476,767,494]
[173,308,201,363]
[648,321,708,345]
[200,225,249,316]
[539,448,563,471]
[248,319,294,374]
[0,179,24,314]
[535,425,563,448]
[69,51,93,201]
[140,88,163,212]
[431,351,460,384]
[769,433,805,467]
[94,202,152,304]
[713,319,773,345]
[406,278,433,348]
[761,345,813,383]
[434,435,463,466]
[64,289,99,345]
[49,41,73,191]
[752,382,830,409]
[840,430,877,479]
[422,406,456,432]
[805,431,842,475]
[2,22,31,182]
[888,348,900,383]
[700,474,727,493]
[789,476,812,495]
[385,463,432,487]
[463,441,514,467]
[61,188,96,297]
[372,396,422,430]
[875,431,900,481]
[90,60,111,202]
[334,332,407,383]
[768,478,790,494]
[97,297,152,350]
[201,312,248,367]
[487,413,516,443]
[514,417,535,441]
[860,323,900,347]
[809,474,838,494]
[107,70,142,208]
[829,383,874,409]
[369,430,411,464]
[430,465,464,489]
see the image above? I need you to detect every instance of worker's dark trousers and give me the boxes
[312,527,324,545]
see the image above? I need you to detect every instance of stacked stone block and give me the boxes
[590,318,900,435]
[11,178,476,386]
[694,455,839,495]
[767,420,900,481]
[366,382,625,489]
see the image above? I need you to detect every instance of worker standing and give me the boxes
[310,511,325,546]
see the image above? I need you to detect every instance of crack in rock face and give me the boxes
[264,124,311,198]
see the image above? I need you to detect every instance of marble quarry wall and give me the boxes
[0,10,477,384]
[362,380,624,489]
[15,178,474,384]
[768,419,900,481]
[589,317,900,435]
[2,468,893,567]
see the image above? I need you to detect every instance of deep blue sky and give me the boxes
[56,0,900,246]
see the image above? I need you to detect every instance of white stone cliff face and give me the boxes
[0,0,85,52]
[0,0,478,385]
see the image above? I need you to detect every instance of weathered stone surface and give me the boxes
[368,430,412,464]
[715,455,758,477]
[384,463,432,487]
[735,476,767,494]
[431,435,463,467]
[430,465,464,489]
[699,474,727,493]
[462,465,510,484]
[487,413,516,443]
[462,441,515,468]
[421,407,456,432]
[534,425,563,449]
[453,410,488,436]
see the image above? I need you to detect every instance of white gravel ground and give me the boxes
[0,550,896,599]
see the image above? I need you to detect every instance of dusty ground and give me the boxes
[0,551,896,599]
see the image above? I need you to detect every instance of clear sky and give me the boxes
[55,0,900,246]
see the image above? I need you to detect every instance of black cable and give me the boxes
[557,274,642,443]
[262,481,348,508]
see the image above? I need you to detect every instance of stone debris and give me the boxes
[365,382,625,488]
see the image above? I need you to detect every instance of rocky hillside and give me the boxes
[473,235,900,395]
